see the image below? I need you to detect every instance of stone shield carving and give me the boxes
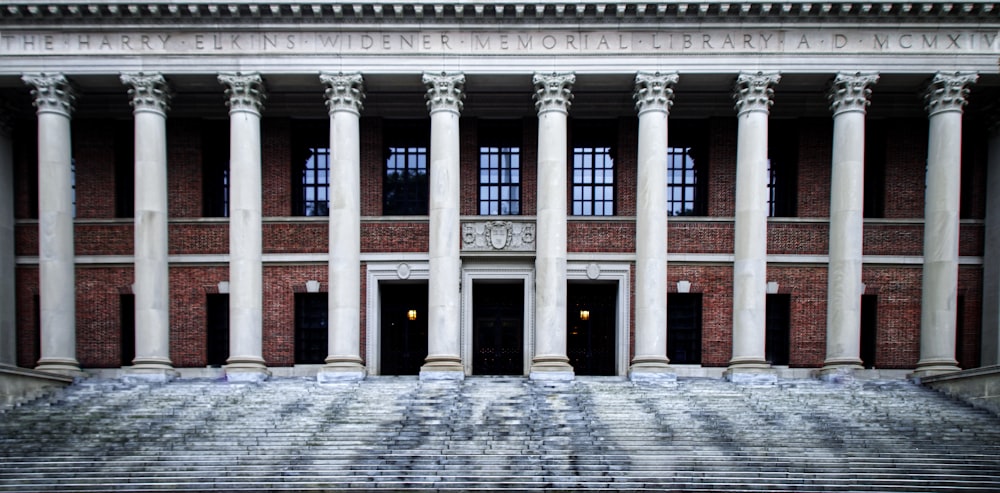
[462,220,536,252]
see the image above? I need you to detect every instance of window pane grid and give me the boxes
[478,146,521,216]
[299,147,330,217]
[384,145,430,215]
[667,146,699,217]
[572,146,614,216]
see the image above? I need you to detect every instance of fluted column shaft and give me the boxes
[915,72,978,378]
[219,73,269,382]
[727,71,780,380]
[530,73,575,380]
[823,73,878,377]
[630,72,678,379]
[319,73,367,382]
[0,103,15,366]
[421,72,465,379]
[122,73,176,379]
[23,74,82,376]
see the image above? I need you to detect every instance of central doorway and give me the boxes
[472,281,525,375]
[567,282,617,376]
[380,283,428,375]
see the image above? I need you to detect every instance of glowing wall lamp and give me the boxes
[407,309,418,321]
[579,310,590,321]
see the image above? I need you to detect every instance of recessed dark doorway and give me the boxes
[380,283,428,376]
[472,281,525,376]
[567,282,617,376]
[668,293,702,364]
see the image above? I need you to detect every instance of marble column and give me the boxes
[630,72,678,383]
[725,71,780,384]
[420,72,465,380]
[318,72,366,382]
[218,73,269,382]
[121,73,177,381]
[22,74,83,376]
[913,72,977,379]
[0,102,15,366]
[530,72,575,380]
[821,72,878,381]
[983,114,1000,367]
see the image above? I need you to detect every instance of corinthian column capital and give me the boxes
[733,71,780,116]
[22,73,76,117]
[320,72,365,116]
[423,72,465,115]
[924,72,978,117]
[218,72,266,116]
[121,72,172,116]
[829,72,879,116]
[533,72,575,115]
[634,71,679,116]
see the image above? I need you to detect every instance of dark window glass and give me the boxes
[292,121,330,217]
[478,121,522,216]
[572,121,616,216]
[864,124,886,218]
[667,293,702,364]
[667,121,708,216]
[295,293,328,364]
[120,294,135,366]
[765,294,791,366]
[202,121,230,218]
[767,123,798,218]
[115,121,134,218]
[383,121,430,216]
[206,294,229,367]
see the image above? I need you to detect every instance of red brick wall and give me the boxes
[10,114,991,372]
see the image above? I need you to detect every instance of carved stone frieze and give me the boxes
[320,72,365,115]
[462,220,536,252]
[533,72,575,115]
[121,72,172,115]
[218,72,266,115]
[423,72,465,114]
[924,71,978,116]
[733,71,780,116]
[828,72,878,116]
[634,72,679,115]
[22,73,76,117]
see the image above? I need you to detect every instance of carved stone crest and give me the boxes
[462,220,536,252]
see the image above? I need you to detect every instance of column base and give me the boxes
[318,357,366,383]
[529,355,574,381]
[124,360,179,384]
[629,357,677,385]
[724,359,776,385]
[420,355,465,381]
[909,359,961,381]
[225,357,270,383]
[818,360,864,383]
[35,358,86,379]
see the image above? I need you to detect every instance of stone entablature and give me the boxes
[0,1,997,23]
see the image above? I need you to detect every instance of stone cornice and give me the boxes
[1,1,997,25]
[320,72,365,116]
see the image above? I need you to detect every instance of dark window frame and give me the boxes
[767,122,799,218]
[202,120,230,218]
[292,120,331,217]
[114,120,135,218]
[667,122,709,216]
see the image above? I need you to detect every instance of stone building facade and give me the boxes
[0,1,998,383]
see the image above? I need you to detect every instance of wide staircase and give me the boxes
[1,376,999,492]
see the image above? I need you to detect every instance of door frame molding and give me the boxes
[365,261,430,376]
[567,262,631,377]
[461,262,535,376]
